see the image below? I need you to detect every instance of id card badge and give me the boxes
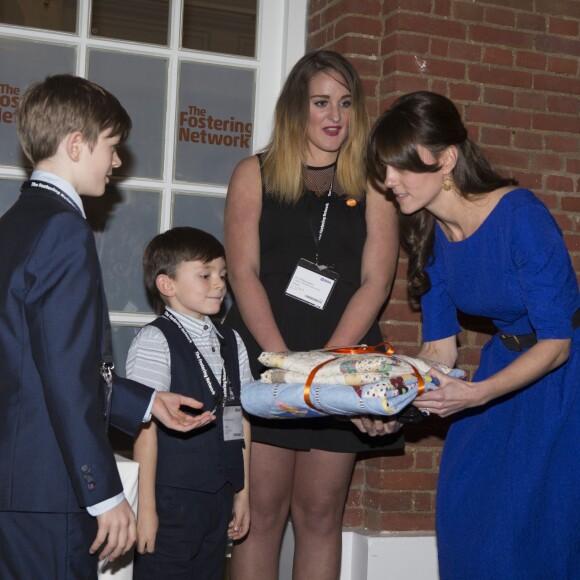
[285,258,338,310]
[223,404,244,441]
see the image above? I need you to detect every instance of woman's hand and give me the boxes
[350,414,402,436]
[415,367,483,417]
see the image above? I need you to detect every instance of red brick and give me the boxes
[547,56,579,76]
[400,0,434,14]
[535,34,580,57]
[553,213,577,234]
[434,0,452,16]
[535,0,580,17]
[516,51,547,71]
[395,12,467,38]
[475,0,533,8]
[366,490,414,512]
[483,87,514,107]
[467,104,532,129]
[485,7,515,27]
[561,196,580,213]
[515,91,546,111]
[386,301,422,323]
[534,153,562,172]
[343,508,364,527]
[379,511,435,532]
[430,38,449,57]
[514,131,542,150]
[483,46,514,67]
[449,83,481,102]
[546,175,574,193]
[516,12,547,32]
[548,17,580,37]
[413,491,436,512]
[381,322,421,345]
[375,471,440,491]
[534,73,580,96]
[415,450,436,469]
[454,2,484,21]
[470,24,534,49]
[545,135,579,154]
[468,64,533,89]
[533,113,580,135]
[448,40,481,62]
[326,36,379,57]
[335,15,383,37]
[513,172,542,191]
[481,127,512,147]
[547,94,579,116]
[566,158,580,175]
[564,234,580,252]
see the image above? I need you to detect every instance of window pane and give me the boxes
[91,0,169,46]
[0,178,20,217]
[85,187,161,313]
[175,61,255,185]
[172,192,225,242]
[0,0,77,33]
[111,324,143,377]
[88,50,168,180]
[0,37,76,167]
[182,0,257,57]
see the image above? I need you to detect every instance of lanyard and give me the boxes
[23,180,82,215]
[316,172,335,244]
[163,310,230,408]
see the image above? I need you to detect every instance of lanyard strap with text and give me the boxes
[163,310,228,405]
[23,180,82,216]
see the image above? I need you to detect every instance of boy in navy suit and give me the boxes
[127,227,251,580]
[0,75,214,579]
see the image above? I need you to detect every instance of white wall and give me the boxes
[279,522,439,580]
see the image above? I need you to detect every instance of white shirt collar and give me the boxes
[31,170,86,218]
[165,307,222,339]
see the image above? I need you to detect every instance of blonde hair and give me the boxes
[16,74,131,164]
[261,50,369,203]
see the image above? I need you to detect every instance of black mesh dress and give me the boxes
[224,161,404,452]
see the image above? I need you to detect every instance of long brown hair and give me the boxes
[262,50,369,203]
[368,91,517,307]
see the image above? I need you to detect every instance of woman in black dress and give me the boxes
[224,50,402,580]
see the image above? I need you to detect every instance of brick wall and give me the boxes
[307,0,580,532]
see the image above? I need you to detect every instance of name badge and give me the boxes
[223,405,243,441]
[285,258,338,310]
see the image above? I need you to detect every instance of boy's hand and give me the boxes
[152,392,215,432]
[90,499,136,561]
[228,489,250,541]
[136,507,159,554]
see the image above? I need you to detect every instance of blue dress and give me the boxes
[421,189,580,579]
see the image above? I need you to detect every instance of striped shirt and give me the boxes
[126,307,252,394]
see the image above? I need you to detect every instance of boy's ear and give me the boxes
[65,131,86,162]
[156,274,175,298]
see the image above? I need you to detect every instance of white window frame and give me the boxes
[0,0,308,330]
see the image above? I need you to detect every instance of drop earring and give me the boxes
[442,174,454,191]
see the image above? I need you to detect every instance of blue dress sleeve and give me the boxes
[421,233,462,342]
[511,196,579,339]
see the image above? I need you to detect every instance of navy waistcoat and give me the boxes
[149,317,244,493]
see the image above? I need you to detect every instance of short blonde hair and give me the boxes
[16,74,131,164]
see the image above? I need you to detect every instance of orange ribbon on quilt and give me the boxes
[303,342,426,410]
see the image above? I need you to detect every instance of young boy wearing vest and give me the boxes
[127,226,251,580]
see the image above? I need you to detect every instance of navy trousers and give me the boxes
[134,483,234,580]
[0,511,99,580]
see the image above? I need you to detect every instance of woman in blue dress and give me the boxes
[368,91,580,579]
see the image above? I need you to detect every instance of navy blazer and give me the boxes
[0,182,153,514]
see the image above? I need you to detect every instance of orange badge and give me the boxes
[346,198,357,207]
